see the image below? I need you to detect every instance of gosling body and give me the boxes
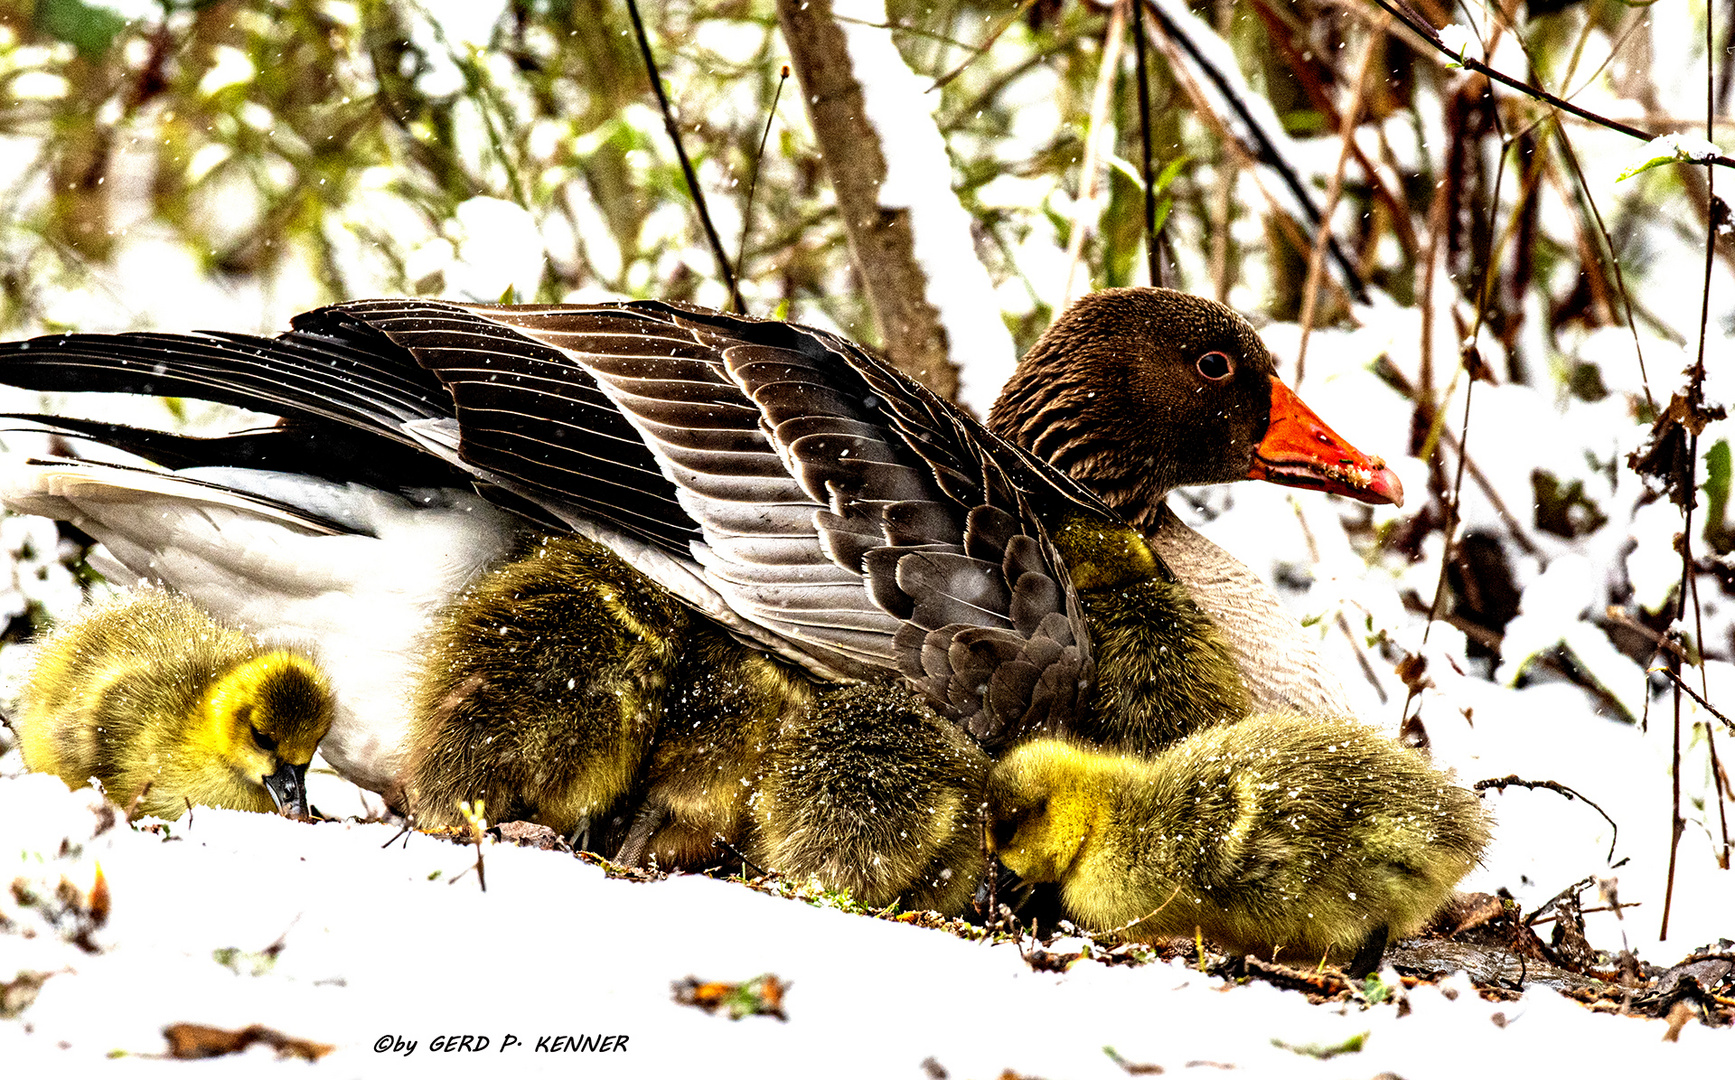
[1051,517,1249,750]
[615,625,813,869]
[405,535,689,836]
[750,683,991,912]
[987,715,1490,965]
[410,535,991,912]
[16,588,334,820]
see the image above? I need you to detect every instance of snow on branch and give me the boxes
[777,0,1016,413]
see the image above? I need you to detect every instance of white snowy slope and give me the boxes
[0,761,1729,1079]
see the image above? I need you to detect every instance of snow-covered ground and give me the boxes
[0,767,1726,1079]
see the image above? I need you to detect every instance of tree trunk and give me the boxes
[775,0,960,401]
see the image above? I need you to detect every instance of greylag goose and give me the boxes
[0,288,1398,792]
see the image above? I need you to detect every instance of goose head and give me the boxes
[990,288,1403,529]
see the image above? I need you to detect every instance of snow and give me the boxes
[444,197,548,303]
[1437,25,1477,63]
[404,0,509,98]
[1,773,1726,1077]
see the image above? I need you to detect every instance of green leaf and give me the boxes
[1617,134,1723,182]
[1703,440,1731,552]
[1153,155,1190,191]
[1271,1031,1368,1060]
[35,0,129,55]
[1150,195,1175,237]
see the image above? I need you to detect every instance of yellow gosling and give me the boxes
[986,714,1491,969]
[16,587,333,820]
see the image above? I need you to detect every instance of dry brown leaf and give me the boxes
[161,1023,334,1061]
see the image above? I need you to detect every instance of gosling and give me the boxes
[403,534,690,837]
[749,683,992,913]
[986,713,1490,973]
[15,587,335,820]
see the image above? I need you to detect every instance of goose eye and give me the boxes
[1196,351,1233,381]
[252,727,277,753]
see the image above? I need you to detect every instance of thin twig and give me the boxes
[1606,606,1690,663]
[1403,49,1515,731]
[1688,560,1732,863]
[457,800,488,893]
[712,835,776,879]
[1474,775,1620,864]
[1139,0,1368,301]
[1654,666,1735,738]
[1548,124,1656,413]
[1060,0,1127,307]
[1291,497,1387,701]
[1663,13,1721,941]
[734,64,790,305]
[1244,0,1419,261]
[124,779,154,823]
[1368,0,1735,170]
[1102,882,1187,938]
[1295,24,1380,386]
[928,0,1043,91]
[1470,2,1655,408]
[1149,40,1352,312]
[1527,903,1641,927]
[1131,0,1162,287]
[625,0,743,312]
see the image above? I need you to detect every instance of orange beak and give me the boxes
[1246,375,1405,506]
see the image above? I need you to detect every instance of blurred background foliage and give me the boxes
[0,0,1732,880]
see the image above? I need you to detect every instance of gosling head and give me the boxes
[984,739,1113,885]
[201,651,334,818]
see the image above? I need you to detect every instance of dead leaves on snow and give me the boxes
[160,1022,334,1061]
[671,973,789,1021]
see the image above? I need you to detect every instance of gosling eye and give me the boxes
[251,727,278,753]
[1196,351,1233,382]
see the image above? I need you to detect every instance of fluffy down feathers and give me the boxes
[986,714,1491,965]
[16,587,334,820]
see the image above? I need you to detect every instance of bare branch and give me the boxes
[625,0,743,313]
[1368,0,1735,171]
[1140,0,1369,302]
[1474,775,1620,865]
[776,0,962,400]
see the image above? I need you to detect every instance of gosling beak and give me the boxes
[262,761,310,819]
[1247,375,1405,506]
